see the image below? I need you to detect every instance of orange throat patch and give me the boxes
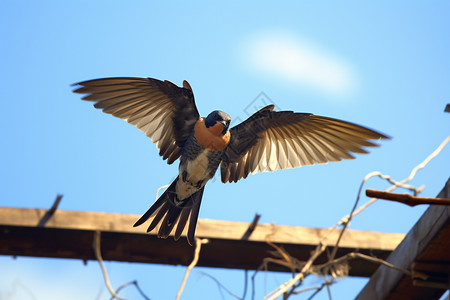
[194,118,230,151]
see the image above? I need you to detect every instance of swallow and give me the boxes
[73,77,389,245]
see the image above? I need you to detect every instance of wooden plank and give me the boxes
[356,178,450,299]
[0,207,404,276]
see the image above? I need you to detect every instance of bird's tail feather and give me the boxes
[133,178,204,246]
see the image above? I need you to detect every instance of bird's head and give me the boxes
[205,110,231,135]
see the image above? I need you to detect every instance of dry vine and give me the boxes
[264,135,449,299]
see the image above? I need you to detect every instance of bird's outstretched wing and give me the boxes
[73,77,199,164]
[221,105,389,183]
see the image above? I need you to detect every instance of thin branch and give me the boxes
[304,279,337,300]
[155,184,170,201]
[111,281,150,300]
[306,286,325,300]
[325,278,332,300]
[265,238,298,276]
[328,173,369,261]
[176,238,209,300]
[291,285,323,295]
[242,270,248,300]
[366,189,450,206]
[264,243,327,300]
[93,231,126,300]
[197,271,243,300]
[241,214,261,240]
[37,194,63,227]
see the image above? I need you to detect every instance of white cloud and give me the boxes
[240,30,358,97]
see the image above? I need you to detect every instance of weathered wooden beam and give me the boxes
[0,206,404,276]
[356,178,450,299]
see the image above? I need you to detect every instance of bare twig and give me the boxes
[265,238,299,276]
[111,281,150,300]
[264,243,327,300]
[241,214,261,240]
[93,231,126,300]
[306,280,336,300]
[366,189,450,206]
[37,194,63,227]
[196,271,243,300]
[325,276,333,300]
[328,173,369,261]
[305,285,327,300]
[176,238,209,300]
[242,270,248,300]
[154,184,169,202]
[291,285,324,295]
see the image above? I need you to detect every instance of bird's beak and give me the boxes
[221,120,230,129]
[219,120,230,134]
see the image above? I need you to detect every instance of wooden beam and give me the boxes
[0,206,404,276]
[356,178,450,299]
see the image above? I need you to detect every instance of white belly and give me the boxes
[185,150,211,183]
[176,149,211,200]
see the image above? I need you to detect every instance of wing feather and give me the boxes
[221,105,389,183]
[73,77,200,164]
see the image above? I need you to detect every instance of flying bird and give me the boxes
[73,77,388,245]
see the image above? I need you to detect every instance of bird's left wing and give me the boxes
[221,105,389,183]
[73,77,199,164]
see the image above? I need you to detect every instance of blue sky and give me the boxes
[1,1,449,299]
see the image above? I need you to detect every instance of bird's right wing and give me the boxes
[73,77,200,164]
[221,105,389,183]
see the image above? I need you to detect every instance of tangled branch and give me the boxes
[264,135,449,299]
